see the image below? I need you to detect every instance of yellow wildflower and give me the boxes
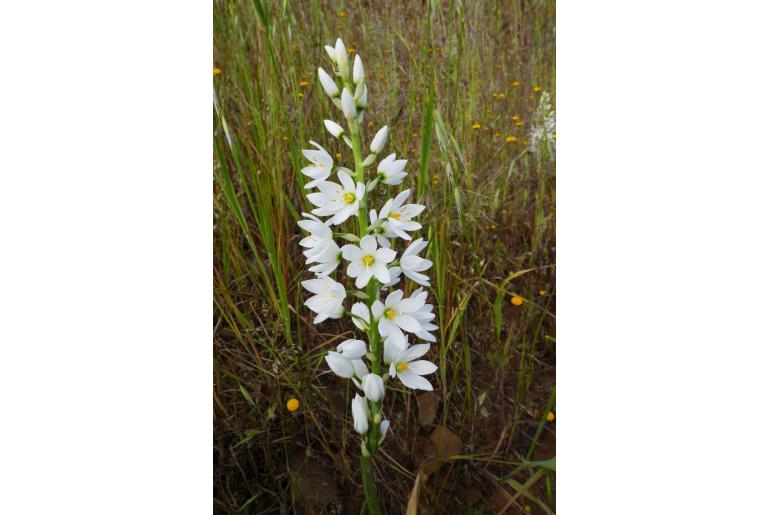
[511,296,524,306]
[287,398,300,412]
[213,67,222,75]
[505,136,517,143]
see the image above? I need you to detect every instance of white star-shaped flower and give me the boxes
[384,337,437,391]
[377,153,408,185]
[297,212,334,262]
[301,276,345,324]
[307,171,365,225]
[301,141,334,189]
[399,238,432,286]
[341,235,397,288]
[371,289,426,346]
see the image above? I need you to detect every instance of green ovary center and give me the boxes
[362,255,374,266]
[384,309,397,320]
[343,192,355,203]
[396,362,409,373]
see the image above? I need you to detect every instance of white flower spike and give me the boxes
[299,42,438,484]
[341,235,397,288]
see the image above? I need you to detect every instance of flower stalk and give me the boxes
[299,38,438,513]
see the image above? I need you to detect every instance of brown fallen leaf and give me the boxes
[289,451,337,509]
[416,391,438,426]
[430,425,462,460]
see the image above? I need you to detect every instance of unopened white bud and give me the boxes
[324,45,337,64]
[356,85,368,108]
[353,55,364,84]
[352,394,369,434]
[378,420,390,444]
[324,120,345,138]
[370,126,388,154]
[318,67,339,98]
[354,80,365,101]
[341,88,356,120]
[335,38,349,77]
[363,373,385,402]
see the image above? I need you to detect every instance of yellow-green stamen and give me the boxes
[343,192,355,203]
[396,362,409,373]
[362,255,374,266]
[384,308,397,320]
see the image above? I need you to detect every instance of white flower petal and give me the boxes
[406,360,437,375]
[398,371,433,391]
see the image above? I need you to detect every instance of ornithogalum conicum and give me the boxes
[298,38,437,514]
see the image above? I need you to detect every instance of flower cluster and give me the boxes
[298,39,437,452]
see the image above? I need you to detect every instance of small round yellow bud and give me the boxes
[511,296,524,306]
[286,398,300,412]
[546,411,555,422]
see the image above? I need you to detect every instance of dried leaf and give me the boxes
[404,470,425,515]
[289,452,337,507]
[416,391,438,426]
[429,425,462,460]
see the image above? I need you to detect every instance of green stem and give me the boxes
[360,455,382,515]
[346,101,383,510]
[348,119,368,235]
